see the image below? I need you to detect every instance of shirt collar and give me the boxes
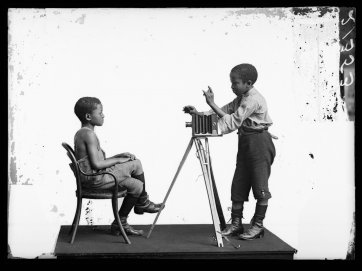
[242,87,256,98]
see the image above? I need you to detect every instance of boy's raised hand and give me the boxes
[202,86,214,105]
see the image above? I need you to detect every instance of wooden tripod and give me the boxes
[146,136,226,247]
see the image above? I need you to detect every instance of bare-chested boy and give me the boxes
[73,97,163,236]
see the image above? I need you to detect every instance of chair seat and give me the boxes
[78,188,127,199]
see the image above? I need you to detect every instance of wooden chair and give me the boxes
[61,142,131,245]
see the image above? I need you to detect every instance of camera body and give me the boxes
[186,114,222,137]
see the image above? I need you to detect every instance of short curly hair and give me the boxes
[74,97,101,123]
[230,63,258,85]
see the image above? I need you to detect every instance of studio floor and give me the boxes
[54,224,296,259]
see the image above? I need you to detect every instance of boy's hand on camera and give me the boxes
[183,105,198,115]
[203,86,214,105]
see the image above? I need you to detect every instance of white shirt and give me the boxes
[205,87,273,135]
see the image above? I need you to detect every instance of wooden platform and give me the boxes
[54,224,296,259]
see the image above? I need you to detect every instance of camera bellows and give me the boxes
[191,114,219,137]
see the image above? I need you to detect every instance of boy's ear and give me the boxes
[247,80,253,86]
[85,113,91,121]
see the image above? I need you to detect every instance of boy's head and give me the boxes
[74,97,104,126]
[230,63,258,96]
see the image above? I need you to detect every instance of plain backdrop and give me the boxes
[8,8,354,259]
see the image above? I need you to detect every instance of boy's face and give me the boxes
[230,72,252,97]
[87,103,104,126]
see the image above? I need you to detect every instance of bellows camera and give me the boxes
[184,107,222,137]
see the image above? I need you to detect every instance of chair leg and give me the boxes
[69,199,79,235]
[69,197,82,244]
[69,195,81,235]
[112,197,131,244]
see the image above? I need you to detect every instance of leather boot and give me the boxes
[138,194,164,209]
[221,208,244,236]
[239,205,267,240]
[134,195,164,214]
[111,216,144,236]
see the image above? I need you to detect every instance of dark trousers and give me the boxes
[231,131,276,202]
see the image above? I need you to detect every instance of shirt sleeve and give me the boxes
[218,99,259,134]
[203,100,236,115]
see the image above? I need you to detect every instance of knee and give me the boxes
[133,159,143,171]
[254,189,271,201]
[128,179,143,197]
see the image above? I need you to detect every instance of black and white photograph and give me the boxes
[7,6,355,260]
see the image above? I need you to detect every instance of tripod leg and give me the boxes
[205,138,226,231]
[195,138,223,247]
[146,137,194,239]
[202,139,221,230]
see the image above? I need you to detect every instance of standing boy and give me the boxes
[73,97,163,236]
[184,63,276,240]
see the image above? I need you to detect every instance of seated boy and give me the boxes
[73,97,163,236]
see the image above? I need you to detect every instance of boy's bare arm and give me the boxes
[84,131,130,170]
[110,152,136,160]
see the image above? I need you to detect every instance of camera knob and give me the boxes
[185,122,192,127]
